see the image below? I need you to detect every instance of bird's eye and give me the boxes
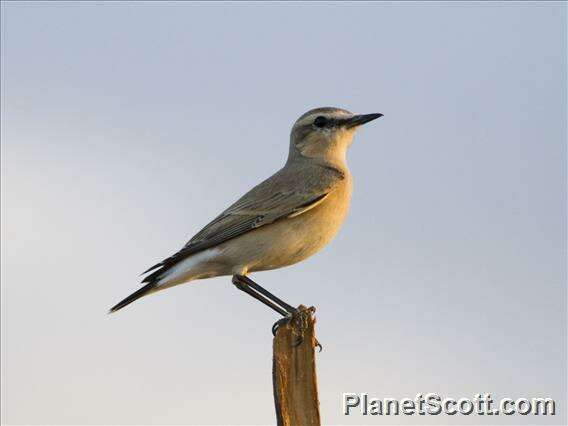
[313,116,327,128]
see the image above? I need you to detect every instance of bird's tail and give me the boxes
[109,247,199,313]
[108,282,158,313]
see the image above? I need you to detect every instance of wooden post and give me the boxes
[272,305,321,426]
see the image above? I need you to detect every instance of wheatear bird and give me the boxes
[110,107,382,325]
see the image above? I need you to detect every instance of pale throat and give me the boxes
[304,129,355,168]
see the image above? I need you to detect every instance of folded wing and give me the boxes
[142,163,345,282]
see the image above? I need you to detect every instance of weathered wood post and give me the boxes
[272,305,321,426]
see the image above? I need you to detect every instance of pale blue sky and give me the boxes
[1,1,566,425]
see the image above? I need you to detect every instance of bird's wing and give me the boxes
[141,163,345,280]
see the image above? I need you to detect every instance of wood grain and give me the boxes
[272,306,320,426]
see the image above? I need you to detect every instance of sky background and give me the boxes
[1,1,566,425]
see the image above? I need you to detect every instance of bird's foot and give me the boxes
[272,306,321,350]
[314,339,323,352]
[291,306,316,347]
[272,314,293,336]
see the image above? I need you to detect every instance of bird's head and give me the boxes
[289,107,382,165]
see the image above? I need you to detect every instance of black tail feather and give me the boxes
[140,261,163,275]
[112,253,188,313]
[109,282,157,313]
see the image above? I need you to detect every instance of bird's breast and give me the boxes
[245,173,353,272]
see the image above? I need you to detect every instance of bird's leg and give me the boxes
[234,274,297,314]
[232,275,320,349]
[232,275,299,335]
[232,275,290,317]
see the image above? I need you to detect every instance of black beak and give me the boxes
[344,113,383,128]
